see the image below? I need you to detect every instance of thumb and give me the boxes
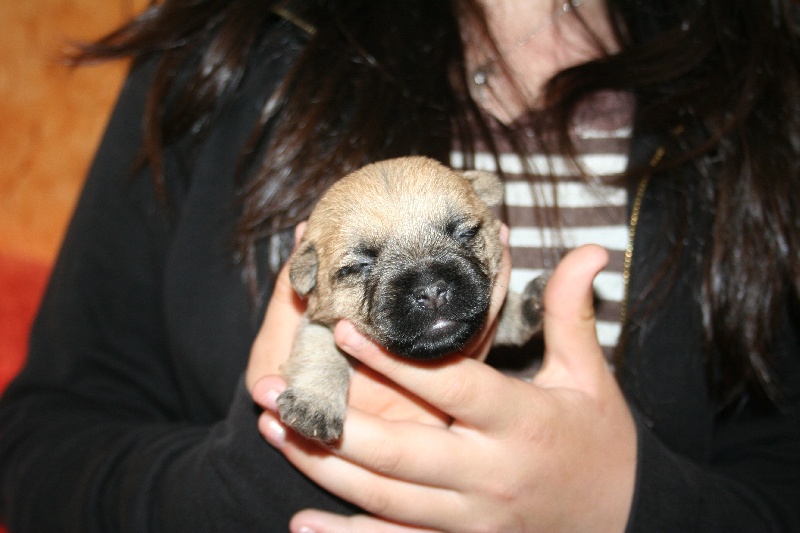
[534,244,610,392]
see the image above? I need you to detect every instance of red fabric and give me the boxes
[0,253,49,394]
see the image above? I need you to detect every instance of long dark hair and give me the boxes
[72,0,800,408]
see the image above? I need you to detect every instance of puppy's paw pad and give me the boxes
[521,274,548,326]
[276,388,344,443]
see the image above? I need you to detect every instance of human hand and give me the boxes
[256,244,637,533]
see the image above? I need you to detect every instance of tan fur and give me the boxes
[279,156,545,442]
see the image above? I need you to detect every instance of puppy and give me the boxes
[279,156,546,442]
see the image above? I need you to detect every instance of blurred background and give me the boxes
[1,0,147,392]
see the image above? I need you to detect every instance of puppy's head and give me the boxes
[289,156,504,360]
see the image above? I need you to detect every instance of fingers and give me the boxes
[259,407,462,528]
[258,383,468,489]
[253,367,467,489]
[346,365,451,426]
[255,368,483,492]
[266,410,464,490]
[535,244,610,392]
[334,321,522,432]
[253,370,460,489]
[329,408,467,487]
[291,509,442,533]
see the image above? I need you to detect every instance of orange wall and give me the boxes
[0,2,149,451]
[0,0,147,265]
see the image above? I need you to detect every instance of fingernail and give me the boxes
[264,388,280,411]
[252,380,283,412]
[293,221,308,249]
[338,321,366,352]
[499,223,510,245]
[263,416,286,445]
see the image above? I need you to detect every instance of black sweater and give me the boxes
[2,22,799,533]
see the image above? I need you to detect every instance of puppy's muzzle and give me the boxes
[372,256,491,360]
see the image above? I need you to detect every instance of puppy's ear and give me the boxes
[461,170,503,207]
[288,241,318,296]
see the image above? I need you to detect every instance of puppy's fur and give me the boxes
[279,156,545,442]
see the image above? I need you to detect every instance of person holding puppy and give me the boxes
[2,1,799,532]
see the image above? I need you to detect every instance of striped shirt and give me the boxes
[452,91,633,367]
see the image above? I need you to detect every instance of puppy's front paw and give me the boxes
[521,274,548,327]
[277,387,345,443]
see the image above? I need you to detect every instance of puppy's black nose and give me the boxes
[414,280,450,310]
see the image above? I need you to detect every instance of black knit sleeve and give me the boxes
[626,401,800,532]
[0,31,356,533]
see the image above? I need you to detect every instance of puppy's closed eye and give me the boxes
[446,219,482,246]
[334,246,379,282]
[335,259,373,281]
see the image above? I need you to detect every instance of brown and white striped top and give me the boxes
[452,91,633,362]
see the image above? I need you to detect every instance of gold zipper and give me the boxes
[613,146,662,368]
[618,125,685,332]
[618,145,666,329]
[614,123,686,369]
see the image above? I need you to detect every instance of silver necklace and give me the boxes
[471,0,587,90]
